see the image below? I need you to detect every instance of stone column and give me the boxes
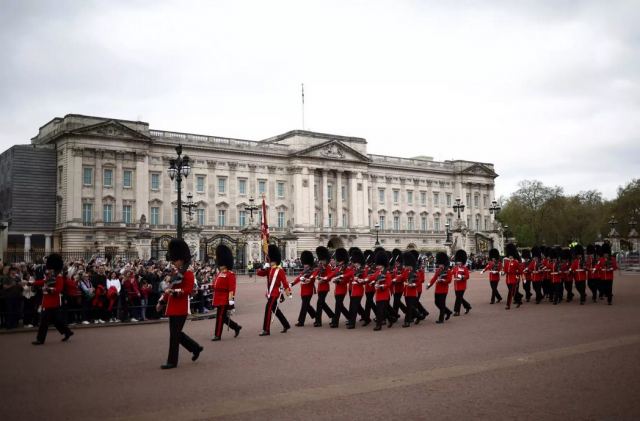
[115,153,123,222]
[322,169,329,228]
[307,168,315,228]
[336,170,343,228]
[45,235,52,253]
[348,172,358,228]
[293,167,304,228]
[135,153,149,221]
[24,234,32,262]
[361,173,369,229]
[95,151,103,223]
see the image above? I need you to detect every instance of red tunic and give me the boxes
[162,270,195,316]
[550,261,563,284]
[212,270,236,306]
[428,268,452,294]
[392,264,404,294]
[34,275,63,309]
[529,259,544,282]
[483,261,502,282]
[452,265,469,292]
[257,266,290,298]
[313,264,334,293]
[402,268,420,298]
[64,277,81,297]
[333,265,352,296]
[364,265,376,293]
[350,265,367,298]
[521,260,532,282]
[595,257,618,281]
[368,268,392,301]
[570,258,588,282]
[291,268,315,297]
[503,259,520,285]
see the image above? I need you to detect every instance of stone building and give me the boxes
[17,114,499,264]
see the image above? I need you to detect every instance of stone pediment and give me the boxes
[291,140,370,163]
[70,120,152,142]
[460,163,498,178]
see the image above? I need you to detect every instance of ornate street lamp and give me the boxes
[183,192,197,224]
[374,223,380,247]
[167,144,190,239]
[453,198,465,220]
[244,196,259,226]
[489,200,501,216]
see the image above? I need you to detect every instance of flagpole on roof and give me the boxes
[301,83,305,130]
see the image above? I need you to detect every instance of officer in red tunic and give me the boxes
[290,250,317,327]
[346,248,367,329]
[32,254,74,345]
[594,242,618,305]
[452,249,471,316]
[427,252,453,324]
[368,251,395,331]
[570,244,588,305]
[529,246,546,304]
[329,248,352,328]
[503,243,522,310]
[481,248,503,304]
[157,239,203,369]
[211,244,242,341]
[313,246,336,327]
[257,245,291,336]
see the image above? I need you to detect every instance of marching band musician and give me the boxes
[156,239,203,369]
[570,244,588,305]
[503,243,522,310]
[481,248,503,304]
[427,252,453,324]
[257,244,292,336]
[313,246,336,327]
[291,250,317,327]
[211,244,242,341]
[390,249,407,319]
[368,251,396,331]
[32,253,74,345]
[594,242,618,305]
[346,248,367,329]
[329,248,352,328]
[452,249,471,316]
[361,250,376,326]
[529,246,546,304]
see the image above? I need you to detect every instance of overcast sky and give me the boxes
[1,0,638,199]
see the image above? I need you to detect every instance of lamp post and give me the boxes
[374,223,380,247]
[244,196,259,226]
[453,197,465,220]
[489,200,501,217]
[168,144,191,239]
[182,192,197,224]
[445,222,451,243]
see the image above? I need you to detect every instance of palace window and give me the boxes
[218,177,226,194]
[446,193,452,207]
[277,182,285,199]
[277,211,285,228]
[474,195,479,208]
[218,209,226,227]
[196,176,205,193]
[123,170,132,188]
[238,179,247,195]
[433,192,439,206]
[393,190,399,204]
[258,180,266,196]
[393,216,400,230]
[173,208,179,225]
[407,191,413,205]
[447,216,453,227]
[82,203,93,225]
[103,204,113,223]
[379,188,385,204]
[83,167,93,186]
[342,213,347,228]
[314,212,319,227]
[466,193,471,206]
[379,215,385,230]
[475,215,481,231]
[483,195,488,208]
[327,184,333,201]
[123,205,132,224]
[150,207,159,225]
[434,216,440,231]
[238,210,246,227]
[328,213,333,227]
[421,216,427,231]
[420,191,426,206]
[407,216,414,230]
[341,185,346,201]
[150,173,160,190]
[103,169,113,188]
[197,209,205,226]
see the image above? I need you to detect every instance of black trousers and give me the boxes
[600,281,613,304]
[392,292,407,318]
[453,290,471,313]
[553,282,564,304]
[434,293,451,322]
[263,296,290,333]
[416,292,428,318]
[564,280,574,301]
[375,299,394,328]
[167,315,200,366]
[297,295,316,324]
[404,296,419,324]
[36,308,72,343]
[575,281,587,303]
[532,282,543,303]
[363,292,375,322]
[214,305,240,337]
[331,294,350,325]
[588,278,600,300]
[489,281,502,303]
[542,279,552,299]
[522,280,532,300]
[347,295,364,326]
[506,284,521,307]
[315,291,334,324]
[22,297,39,326]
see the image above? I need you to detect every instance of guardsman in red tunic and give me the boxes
[346,248,366,329]
[157,239,203,369]
[503,243,522,310]
[400,251,420,327]
[520,249,533,302]
[481,248,503,304]
[329,248,351,328]
[549,248,565,305]
[257,245,291,336]
[211,244,241,341]
[413,251,429,321]
[312,246,336,327]
[32,254,74,345]
[369,251,395,331]
[594,242,618,305]
[290,250,317,327]
[586,244,599,302]
[529,246,545,304]
[427,252,453,324]
[390,248,407,319]
[452,249,471,316]
[570,244,588,305]
[361,250,376,326]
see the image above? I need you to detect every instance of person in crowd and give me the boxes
[140,278,152,321]
[106,272,121,322]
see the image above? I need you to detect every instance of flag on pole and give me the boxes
[261,195,270,261]
[301,83,304,105]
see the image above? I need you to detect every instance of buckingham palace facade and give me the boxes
[15,114,498,262]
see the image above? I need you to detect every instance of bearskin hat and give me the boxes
[561,248,572,261]
[167,239,192,264]
[547,247,557,259]
[334,248,349,264]
[489,248,500,260]
[601,242,611,256]
[505,243,519,259]
[391,248,402,265]
[521,248,531,260]
[300,250,315,266]
[586,244,596,256]
[595,244,602,257]
[531,246,542,259]
[435,251,449,267]
[374,246,385,255]
[454,249,467,263]
[364,250,374,264]
[45,253,64,273]
[316,246,330,262]
[375,250,389,268]
[572,244,584,257]
[268,244,282,264]
[348,247,359,256]
[215,244,234,269]
[350,248,365,265]
[402,251,417,268]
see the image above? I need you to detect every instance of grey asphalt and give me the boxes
[1,272,639,420]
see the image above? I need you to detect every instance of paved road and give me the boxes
[2,272,639,420]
